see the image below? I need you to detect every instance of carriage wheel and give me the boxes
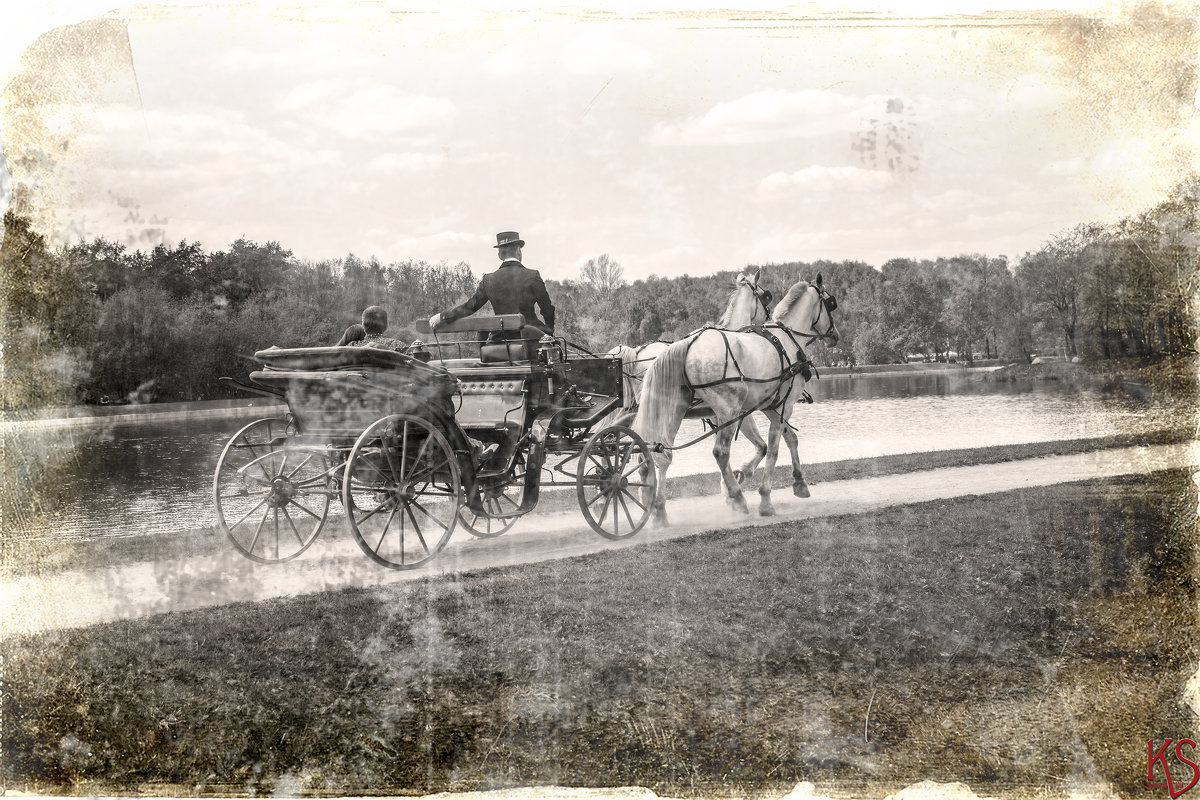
[214,417,332,563]
[576,424,657,540]
[342,414,462,569]
[459,455,526,538]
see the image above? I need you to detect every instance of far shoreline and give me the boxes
[7,360,1011,427]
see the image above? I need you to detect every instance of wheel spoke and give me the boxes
[355,499,393,525]
[595,489,614,525]
[407,498,445,539]
[357,455,391,484]
[382,426,402,483]
[408,452,452,485]
[245,505,271,553]
[620,488,648,513]
[617,492,636,531]
[286,496,325,522]
[229,496,270,530]
[284,452,318,480]
[280,507,307,546]
[373,503,400,554]
[404,503,432,556]
[399,420,411,481]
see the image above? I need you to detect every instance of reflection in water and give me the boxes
[4,370,1186,541]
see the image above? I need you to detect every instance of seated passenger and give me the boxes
[334,323,366,347]
[358,306,408,350]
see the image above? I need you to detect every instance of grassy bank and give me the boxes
[2,470,1195,797]
[986,353,1199,403]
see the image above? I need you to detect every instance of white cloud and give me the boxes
[758,165,895,198]
[562,30,653,76]
[368,152,445,174]
[279,81,457,141]
[999,74,1067,111]
[651,89,888,146]
[485,44,528,77]
[380,229,487,259]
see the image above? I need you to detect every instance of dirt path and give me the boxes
[2,443,1193,638]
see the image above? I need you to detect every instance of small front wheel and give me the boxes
[213,417,333,563]
[459,458,526,538]
[342,414,462,569]
[576,424,657,540]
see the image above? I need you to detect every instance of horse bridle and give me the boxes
[774,283,837,346]
[752,283,774,321]
[741,278,773,323]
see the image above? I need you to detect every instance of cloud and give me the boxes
[485,44,528,77]
[562,30,653,76]
[758,165,895,198]
[368,152,445,174]
[378,229,487,259]
[651,89,887,146]
[1000,74,1068,111]
[279,81,457,141]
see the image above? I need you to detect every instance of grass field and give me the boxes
[2,468,1195,798]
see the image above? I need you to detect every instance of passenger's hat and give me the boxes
[494,231,525,248]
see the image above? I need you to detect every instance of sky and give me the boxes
[2,1,1198,282]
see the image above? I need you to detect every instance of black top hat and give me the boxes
[494,231,525,248]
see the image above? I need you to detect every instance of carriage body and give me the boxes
[213,315,655,569]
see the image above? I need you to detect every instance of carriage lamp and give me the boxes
[407,339,431,362]
[538,334,563,365]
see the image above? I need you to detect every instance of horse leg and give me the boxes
[732,416,767,487]
[780,423,810,498]
[712,425,749,514]
[757,414,784,516]
[646,448,672,527]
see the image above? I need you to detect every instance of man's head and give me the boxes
[361,306,388,334]
[494,230,524,262]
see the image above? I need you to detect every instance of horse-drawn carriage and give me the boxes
[214,314,658,569]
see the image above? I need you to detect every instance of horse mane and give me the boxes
[770,281,812,321]
[716,282,743,328]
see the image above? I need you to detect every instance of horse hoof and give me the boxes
[759,502,775,517]
[729,494,749,514]
[733,469,745,486]
[793,482,810,498]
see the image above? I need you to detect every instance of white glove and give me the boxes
[428,313,442,331]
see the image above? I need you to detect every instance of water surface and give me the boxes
[4,369,1185,541]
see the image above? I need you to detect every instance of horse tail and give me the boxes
[609,344,640,411]
[633,338,693,452]
[594,344,641,429]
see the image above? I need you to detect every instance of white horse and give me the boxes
[603,269,773,475]
[632,274,838,525]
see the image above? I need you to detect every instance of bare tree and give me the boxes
[580,253,625,301]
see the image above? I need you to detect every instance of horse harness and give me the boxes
[685,323,817,412]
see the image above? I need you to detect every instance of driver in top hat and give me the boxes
[428,231,555,342]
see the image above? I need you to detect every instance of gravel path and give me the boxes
[3,443,1193,638]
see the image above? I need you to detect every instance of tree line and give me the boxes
[1,176,1195,410]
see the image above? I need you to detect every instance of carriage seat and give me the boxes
[479,341,536,364]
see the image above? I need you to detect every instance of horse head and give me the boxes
[770,272,838,346]
[721,268,773,328]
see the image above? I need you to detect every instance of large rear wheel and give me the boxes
[342,414,463,569]
[576,424,657,540]
[213,417,333,563]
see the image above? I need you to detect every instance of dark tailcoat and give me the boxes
[443,260,556,335]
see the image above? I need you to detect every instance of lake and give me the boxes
[3,368,1185,542]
